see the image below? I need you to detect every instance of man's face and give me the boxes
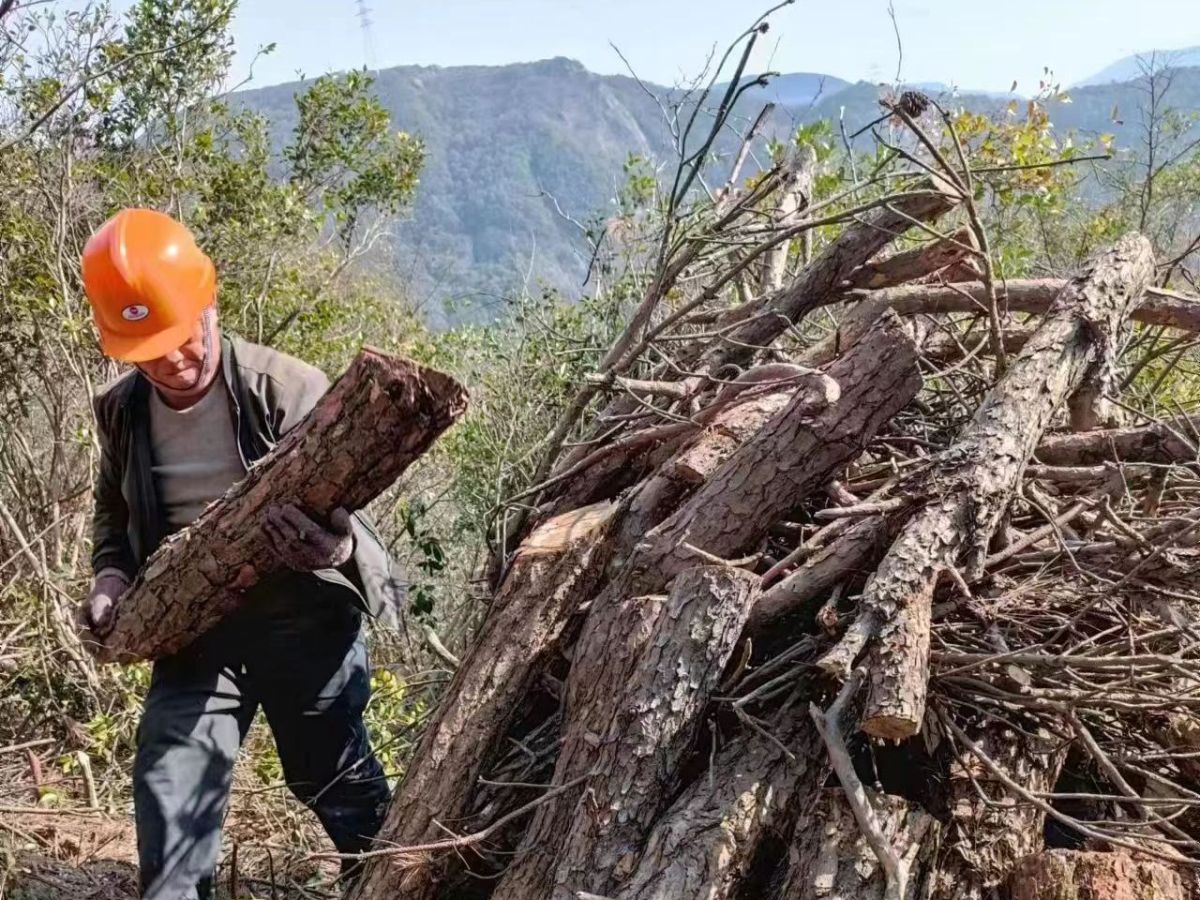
[136,314,208,391]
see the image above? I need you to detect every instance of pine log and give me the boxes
[1036,415,1199,466]
[90,350,467,664]
[1007,851,1188,900]
[818,234,1155,740]
[492,567,760,900]
[775,789,938,899]
[627,310,919,592]
[852,278,1200,333]
[348,500,618,899]
[845,227,978,291]
[608,378,816,557]
[615,706,825,900]
[928,721,1067,899]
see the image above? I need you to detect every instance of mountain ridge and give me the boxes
[233,55,1200,325]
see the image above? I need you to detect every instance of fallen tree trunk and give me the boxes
[845,226,979,291]
[819,234,1155,739]
[90,350,468,663]
[1036,414,1200,465]
[775,789,938,900]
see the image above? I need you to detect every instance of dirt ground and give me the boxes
[0,794,341,899]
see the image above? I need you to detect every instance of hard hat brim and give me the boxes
[99,319,198,364]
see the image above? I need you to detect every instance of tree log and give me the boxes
[775,789,938,899]
[348,501,618,899]
[632,311,919,591]
[819,234,1155,740]
[1036,415,1199,466]
[852,278,1200,333]
[845,227,979,291]
[1007,851,1189,900]
[616,706,825,900]
[492,566,760,900]
[90,349,468,663]
[929,721,1067,899]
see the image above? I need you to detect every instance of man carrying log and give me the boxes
[77,208,403,900]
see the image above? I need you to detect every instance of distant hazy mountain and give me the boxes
[1076,47,1200,86]
[233,55,1200,325]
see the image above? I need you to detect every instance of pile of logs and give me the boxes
[345,119,1200,898]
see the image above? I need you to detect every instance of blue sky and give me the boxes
[114,0,1200,92]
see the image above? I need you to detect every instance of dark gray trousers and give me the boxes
[133,574,390,900]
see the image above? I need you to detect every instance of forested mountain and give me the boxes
[234,57,1200,325]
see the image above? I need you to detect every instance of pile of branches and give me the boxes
[347,66,1200,900]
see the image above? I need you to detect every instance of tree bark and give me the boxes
[90,349,467,663]
[819,234,1155,740]
[616,706,826,900]
[845,227,979,291]
[492,566,760,900]
[853,278,1200,333]
[1036,414,1199,465]
[348,501,619,899]
[775,789,938,900]
[1007,851,1189,900]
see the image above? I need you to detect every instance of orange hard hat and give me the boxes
[81,208,217,363]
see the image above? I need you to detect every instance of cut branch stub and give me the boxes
[818,233,1155,741]
[91,349,467,663]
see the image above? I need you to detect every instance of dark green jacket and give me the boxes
[91,334,405,623]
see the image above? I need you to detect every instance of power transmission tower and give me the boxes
[354,0,378,73]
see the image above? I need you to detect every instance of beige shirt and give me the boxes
[149,373,246,531]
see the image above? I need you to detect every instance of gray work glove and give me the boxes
[264,503,355,572]
[79,568,131,639]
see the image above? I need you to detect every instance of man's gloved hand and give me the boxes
[264,504,355,572]
[79,568,131,638]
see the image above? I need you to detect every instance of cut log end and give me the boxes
[860,713,919,741]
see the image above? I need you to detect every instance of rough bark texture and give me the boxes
[776,789,938,900]
[93,350,468,663]
[610,386,798,560]
[1036,415,1200,465]
[845,227,978,291]
[492,566,760,900]
[616,707,826,900]
[929,722,1068,899]
[634,311,920,592]
[857,278,1200,333]
[819,234,1155,740]
[1007,851,1189,900]
[350,501,618,899]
